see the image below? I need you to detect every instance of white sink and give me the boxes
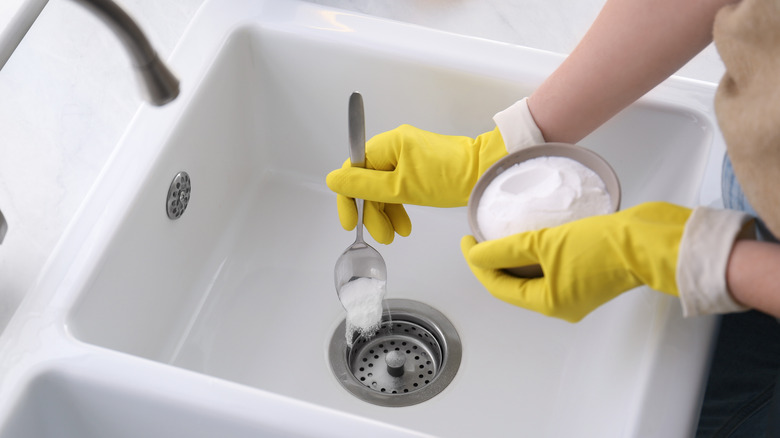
[1,361,416,437]
[0,1,726,436]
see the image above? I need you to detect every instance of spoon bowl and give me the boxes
[334,236,387,294]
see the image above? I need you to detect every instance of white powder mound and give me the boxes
[339,277,386,346]
[477,156,612,240]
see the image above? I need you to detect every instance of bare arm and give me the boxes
[727,240,780,318]
[528,0,739,144]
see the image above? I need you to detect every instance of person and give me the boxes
[326,0,780,435]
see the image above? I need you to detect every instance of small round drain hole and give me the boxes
[166,171,191,219]
[329,299,462,407]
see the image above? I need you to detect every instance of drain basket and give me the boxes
[329,299,461,407]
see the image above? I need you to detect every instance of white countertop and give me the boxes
[0,0,725,331]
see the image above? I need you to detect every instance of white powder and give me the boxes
[339,277,386,346]
[477,156,612,240]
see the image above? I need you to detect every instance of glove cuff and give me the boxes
[492,97,546,153]
[677,206,754,317]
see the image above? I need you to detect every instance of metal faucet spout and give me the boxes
[0,1,177,245]
[72,0,179,106]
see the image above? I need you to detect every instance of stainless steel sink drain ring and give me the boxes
[329,299,462,407]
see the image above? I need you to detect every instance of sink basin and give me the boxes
[0,0,726,436]
[0,361,417,437]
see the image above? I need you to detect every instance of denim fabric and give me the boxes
[695,155,780,438]
[696,310,780,438]
[721,156,778,244]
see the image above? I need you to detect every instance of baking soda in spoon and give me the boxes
[340,277,386,347]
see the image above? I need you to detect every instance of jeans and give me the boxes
[695,156,780,438]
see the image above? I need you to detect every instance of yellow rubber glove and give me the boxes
[461,202,692,322]
[326,124,508,244]
[326,97,544,244]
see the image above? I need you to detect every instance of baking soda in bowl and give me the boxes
[477,156,612,240]
[339,277,386,347]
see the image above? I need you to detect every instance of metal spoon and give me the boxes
[334,92,387,307]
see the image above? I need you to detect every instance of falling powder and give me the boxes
[477,156,612,240]
[339,277,386,346]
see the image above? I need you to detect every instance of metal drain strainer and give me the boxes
[166,171,191,219]
[329,299,462,407]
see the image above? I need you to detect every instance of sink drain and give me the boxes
[329,299,461,407]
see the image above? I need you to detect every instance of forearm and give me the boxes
[528,0,739,144]
[727,239,780,318]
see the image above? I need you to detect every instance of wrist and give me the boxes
[726,239,780,318]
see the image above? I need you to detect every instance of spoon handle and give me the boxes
[348,92,367,242]
[348,92,366,167]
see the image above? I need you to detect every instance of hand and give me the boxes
[460,202,752,322]
[326,98,544,244]
[327,125,507,243]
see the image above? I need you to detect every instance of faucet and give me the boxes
[0,0,179,245]
[2,1,178,104]
[72,0,180,106]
